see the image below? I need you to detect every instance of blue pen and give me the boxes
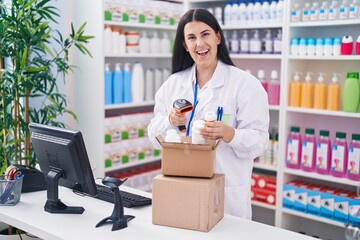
[217,107,223,121]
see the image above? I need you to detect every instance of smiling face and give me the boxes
[183,21,220,71]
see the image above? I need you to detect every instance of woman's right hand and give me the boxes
[169,108,188,127]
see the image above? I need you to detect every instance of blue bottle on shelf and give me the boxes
[123,63,132,103]
[104,63,113,105]
[113,63,124,104]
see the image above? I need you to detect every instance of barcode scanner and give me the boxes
[173,99,194,132]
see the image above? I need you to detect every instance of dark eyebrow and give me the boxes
[185,29,211,38]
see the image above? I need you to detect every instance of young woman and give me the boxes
[147,8,269,219]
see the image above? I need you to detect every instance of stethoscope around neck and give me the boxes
[186,72,199,136]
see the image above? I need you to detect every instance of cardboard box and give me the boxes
[156,135,219,178]
[152,174,224,232]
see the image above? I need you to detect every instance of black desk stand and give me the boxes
[95,177,134,231]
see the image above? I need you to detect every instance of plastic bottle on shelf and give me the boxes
[298,38,307,56]
[357,35,360,55]
[347,134,360,180]
[333,37,342,56]
[291,2,301,22]
[160,32,170,54]
[315,130,332,175]
[330,132,348,178]
[113,63,124,104]
[307,38,316,56]
[123,63,132,103]
[327,73,341,111]
[265,133,273,165]
[310,2,320,21]
[301,128,317,172]
[273,132,279,166]
[268,70,280,105]
[339,0,349,19]
[250,30,261,54]
[261,0,270,23]
[112,27,120,54]
[150,31,160,54]
[341,35,354,55]
[104,63,113,105]
[319,1,329,20]
[231,0,239,25]
[342,72,360,112]
[286,126,302,169]
[273,29,282,54]
[253,0,262,23]
[324,37,334,56]
[276,0,284,22]
[139,31,150,54]
[289,71,302,107]
[290,38,299,55]
[302,2,311,21]
[269,0,278,23]
[247,0,255,23]
[257,69,268,92]
[144,68,154,101]
[313,72,327,110]
[230,31,240,53]
[224,1,232,26]
[104,25,112,54]
[329,0,339,19]
[239,0,247,22]
[262,30,273,54]
[349,0,359,18]
[315,38,325,56]
[131,64,145,104]
[300,72,314,108]
[119,28,126,54]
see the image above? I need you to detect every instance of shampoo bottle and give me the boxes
[327,73,341,111]
[273,29,282,54]
[262,30,273,54]
[341,35,353,55]
[250,30,261,54]
[240,30,250,54]
[257,69,268,92]
[268,70,280,105]
[123,63,132,103]
[286,126,302,169]
[347,134,360,180]
[113,63,124,104]
[300,72,314,108]
[315,130,332,175]
[330,132,348,178]
[230,31,240,53]
[150,31,160,54]
[289,71,302,107]
[342,72,360,112]
[104,63,113,105]
[313,72,327,110]
[301,128,317,172]
[131,62,145,103]
[104,25,113,54]
[139,31,150,54]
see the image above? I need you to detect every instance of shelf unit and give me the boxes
[68,0,359,239]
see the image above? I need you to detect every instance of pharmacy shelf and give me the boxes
[105,53,172,58]
[286,107,360,119]
[253,163,278,172]
[104,20,177,30]
[230,54,282,60]
[283,168,359,187]
[222,23,283,30]
[105,156,161,173]
[281,208,345,228]
[289,19,360,28]
[105,101,155,111]
[251,201,277,210]
[288,55,360,61]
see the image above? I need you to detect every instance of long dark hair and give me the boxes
[172,8,234,74]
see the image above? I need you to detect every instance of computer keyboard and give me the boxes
[94,184,152,208]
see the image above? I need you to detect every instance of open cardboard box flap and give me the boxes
[156,135,220,150]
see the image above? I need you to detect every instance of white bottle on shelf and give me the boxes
[262,30,273,54]
[239,0,247,23]
[329,0,339,19]
[339,0,349,19]
[231,0,239,25]
[310,2,320,21]
[104,25,112,55]
[274,29,282,54]
[247,0,254,23]
[150,31,160,54]
[230,31,240,53]
[290,38,299,55]
[119,28,126,54]
[131,62,145,103]
[269,0,278,23]
[276,0,284,22]
[112,27,120,54]
[302,2,311,21]
[139,31,150,54]
[349,0,359,18]
[319,1,329,20]
[240,30,250,53]
[253,0,262,23]
[145,68,154,101]
[250,30,261,53]
[261,0,271,23]
[224,0,232,26]
[291,3,301,22]
[160,32,170,54]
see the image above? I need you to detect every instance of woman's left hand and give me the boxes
[200,121,235,143]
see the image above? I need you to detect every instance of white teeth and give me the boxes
[197,50,209,54]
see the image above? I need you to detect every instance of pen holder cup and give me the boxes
[0,175,23,206]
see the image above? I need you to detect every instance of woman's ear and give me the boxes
[216,32,221,45]
[183,41,189,51]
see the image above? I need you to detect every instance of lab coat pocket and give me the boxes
[224,186,251,219]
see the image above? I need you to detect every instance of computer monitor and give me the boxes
[29,122,98,214]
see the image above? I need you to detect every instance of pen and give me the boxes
[217,107,223,121]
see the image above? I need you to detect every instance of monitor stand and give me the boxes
[44,169,84,214]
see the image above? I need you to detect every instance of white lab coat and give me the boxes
[147,60,269,219]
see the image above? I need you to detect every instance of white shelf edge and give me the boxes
[104,21,177,30]
[269,105,280,111]
[253,163,278,172]
[105,157,161,173]
[282,208,345,228]
[222,23,283,30]
[230,54,282,59]
[105,53,172,58]
[286,107,360,118]
[288,55,360,61]
[105,101,155,110]
[289,19,360,27]
[283,168,359,187]
[251,201,277,210]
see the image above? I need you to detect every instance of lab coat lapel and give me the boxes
[179,65,197,105]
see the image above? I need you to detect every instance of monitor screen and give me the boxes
[29,123,98,214]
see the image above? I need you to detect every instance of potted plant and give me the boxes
[0,0,94,176]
